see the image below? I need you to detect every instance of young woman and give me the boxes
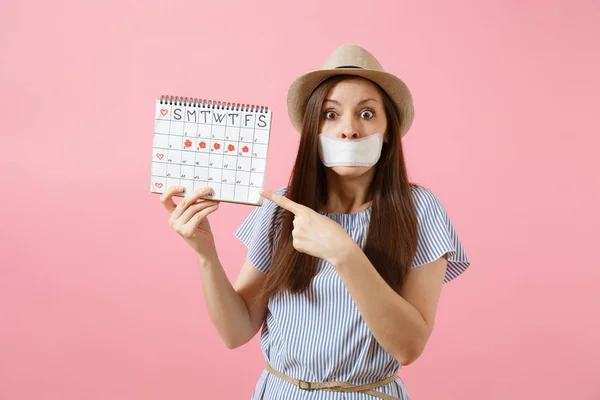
[160,44,471,400]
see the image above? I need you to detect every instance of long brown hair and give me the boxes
[255,74,419,306]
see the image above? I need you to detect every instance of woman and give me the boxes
[160,44,471,399]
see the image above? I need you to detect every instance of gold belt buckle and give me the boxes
[298,379,313,390]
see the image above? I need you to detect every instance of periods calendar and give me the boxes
[150,95,272,206]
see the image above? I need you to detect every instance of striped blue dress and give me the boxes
[234,185,471,400]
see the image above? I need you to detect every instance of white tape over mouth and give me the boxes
[317,133,383,167]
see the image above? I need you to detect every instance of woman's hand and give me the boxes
[160,186,220,259]
[259,189,356,265]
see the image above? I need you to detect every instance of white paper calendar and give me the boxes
[150,95,272,206]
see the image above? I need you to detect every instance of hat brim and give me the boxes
[287,68,414,136]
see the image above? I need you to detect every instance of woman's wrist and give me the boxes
[329,238,360,268]
[196,248,220,269]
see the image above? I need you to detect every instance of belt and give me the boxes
[265,363,401,400]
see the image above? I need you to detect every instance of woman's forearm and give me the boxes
[197,253,254,349]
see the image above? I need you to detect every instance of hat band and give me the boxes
[334,65,363,69]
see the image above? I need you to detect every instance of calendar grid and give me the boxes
[198,106,210,191]
[208,107,215,197]
[250,114,255,197]
[166,101,172,187]
[224,106,236,201]
[151,97,271,206]
[232,127,238,202]
[232,111,241,202]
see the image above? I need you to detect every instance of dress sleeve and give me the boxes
[233,186,287,274]
[411,186,471,283]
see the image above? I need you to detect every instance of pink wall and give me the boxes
[1,0,599,399]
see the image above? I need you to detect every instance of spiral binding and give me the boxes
[159,95,268,113]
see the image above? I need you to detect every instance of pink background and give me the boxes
[1,0,599,399]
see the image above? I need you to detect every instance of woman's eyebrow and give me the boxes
[324,98,378,105]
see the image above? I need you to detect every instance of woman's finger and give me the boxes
[179,204,220,237]
[160,185,186,214]
[259,189,306,215]
[170,186,213,219]
[177,199,220,225]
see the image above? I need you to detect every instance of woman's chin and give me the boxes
[329,165,373,177]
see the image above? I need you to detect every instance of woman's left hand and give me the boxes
[259,189,356,265]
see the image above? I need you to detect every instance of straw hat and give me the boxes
[286,44,415,137]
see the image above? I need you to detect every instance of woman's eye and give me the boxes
[324,111,337,120]
[361,110,374,119]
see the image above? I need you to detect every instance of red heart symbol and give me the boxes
[228,144,235,151]
[160,109,168,116]
[242,146,249,153]
[155,182,163,188]
[156,153,164,160]
[184,139,192,148]
[199,141,206,149]
[214,143,221,150]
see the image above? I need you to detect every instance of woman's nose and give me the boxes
[339,131,359,139]
[338,116,360,139]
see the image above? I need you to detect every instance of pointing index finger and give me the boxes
[259,189,303,214]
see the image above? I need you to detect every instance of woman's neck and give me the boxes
[320,169,375,214]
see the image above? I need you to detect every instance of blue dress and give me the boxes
[234,185,471,399]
